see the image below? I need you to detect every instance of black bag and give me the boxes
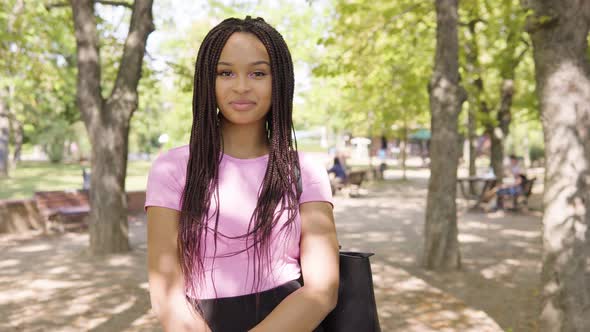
[320,251,381,332]
[195,251,380,331]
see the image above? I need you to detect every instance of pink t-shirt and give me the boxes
[144,145,333,299]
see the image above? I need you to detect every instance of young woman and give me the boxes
[145,17,339,332]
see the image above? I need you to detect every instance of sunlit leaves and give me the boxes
[314,0,434,135]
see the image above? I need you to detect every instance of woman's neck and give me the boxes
[220,118,269,159]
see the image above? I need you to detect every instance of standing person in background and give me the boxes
[144,17,339,332]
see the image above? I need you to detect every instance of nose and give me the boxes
[232,74,251,94]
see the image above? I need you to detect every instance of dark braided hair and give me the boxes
[179,16,300,305]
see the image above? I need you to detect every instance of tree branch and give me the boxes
[70,0,102,130]
[46,0,133,11]
[388,3,428,25]
[45,2,69,10]
[107,0,154,114]
[95,1,133,9]
[525,11,559,33]
[459,18,486,28]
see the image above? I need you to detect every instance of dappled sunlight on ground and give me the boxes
[0,176,542,331]
[0,217,159,332]
[332,176,541,331]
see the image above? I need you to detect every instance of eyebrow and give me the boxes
[217,61,271,66]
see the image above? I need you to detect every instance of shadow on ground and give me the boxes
[0,174,543,331]
[0,216,159,332]
[334,176,542,332]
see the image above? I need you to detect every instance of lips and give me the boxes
[230,99,256,111]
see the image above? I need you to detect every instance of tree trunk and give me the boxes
[489,124,503,180]
[488,0,523,184]
[492,79,515,180]
[0,87,9,178]
[88,111,133,254]
[526,1,590,330]
[1,0,25,177]
[468,104,476,178]
[70,0,154,255]
[488,79,515,182]
[401,122,408,181]
[423,0,464,270]
[10,119,21,168]
[464,18,483,193]
[464,2,522,185]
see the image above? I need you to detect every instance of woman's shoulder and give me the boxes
[145,145,189,211]
[297,151,328,170]
[297,151,331,181]
[296,151,333,204]
[148,144,189,180]
[155,144,190,163]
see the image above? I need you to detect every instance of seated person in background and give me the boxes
[494,154,527,210]
[328,157,347,193]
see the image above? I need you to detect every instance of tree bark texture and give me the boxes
[526,0,590,330]
[464,18,483,192]
[468,103,476,179]
[488,79,514,182]
[70,0,154,255]
[401,122,408,181]
[423,0,464,270]
[0,0,25,178]
[495,78,514,173]
[490,0,523,182]
[9,117,22,168]
[0,88,9,178]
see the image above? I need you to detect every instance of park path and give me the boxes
[0,172,542,331]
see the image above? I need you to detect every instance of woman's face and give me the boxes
[215,32,272,127]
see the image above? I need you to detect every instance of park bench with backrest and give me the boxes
[330,169,367,196]
[348,170,366,187]
[497,176,537,211]
[34,190,90,232]
[514,176,537,210]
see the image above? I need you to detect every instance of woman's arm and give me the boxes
[250,201,339,332]
[147,207,211,332]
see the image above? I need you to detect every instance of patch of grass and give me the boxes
[0,160,152,200]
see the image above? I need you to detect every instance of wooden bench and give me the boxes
[348,170,366,186]
[515,176,536,210]
[347,170,367,197]
[34,190,90,232]
[498,176,537,211]
[330,169,367,196]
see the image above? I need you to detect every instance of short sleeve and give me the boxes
[299,154,333,207]
[144,153,184,212]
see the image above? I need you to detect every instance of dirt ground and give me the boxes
[0,170,543,331]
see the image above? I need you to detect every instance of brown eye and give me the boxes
[249,71,267,78]
[217,71,234,77]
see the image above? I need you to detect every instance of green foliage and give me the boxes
[0,1,79,159]
[90,4,166,154]
[459,0,539,133]
[313,0,434,137]
[529,143,544,162]
[152,0,334,148]
[0,0,543,159]
[36,118,75,163]
[129,64,166,154]
[312,0,540,150]
[0,1,167,157]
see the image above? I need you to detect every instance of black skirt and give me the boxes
[189,279,325,332]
